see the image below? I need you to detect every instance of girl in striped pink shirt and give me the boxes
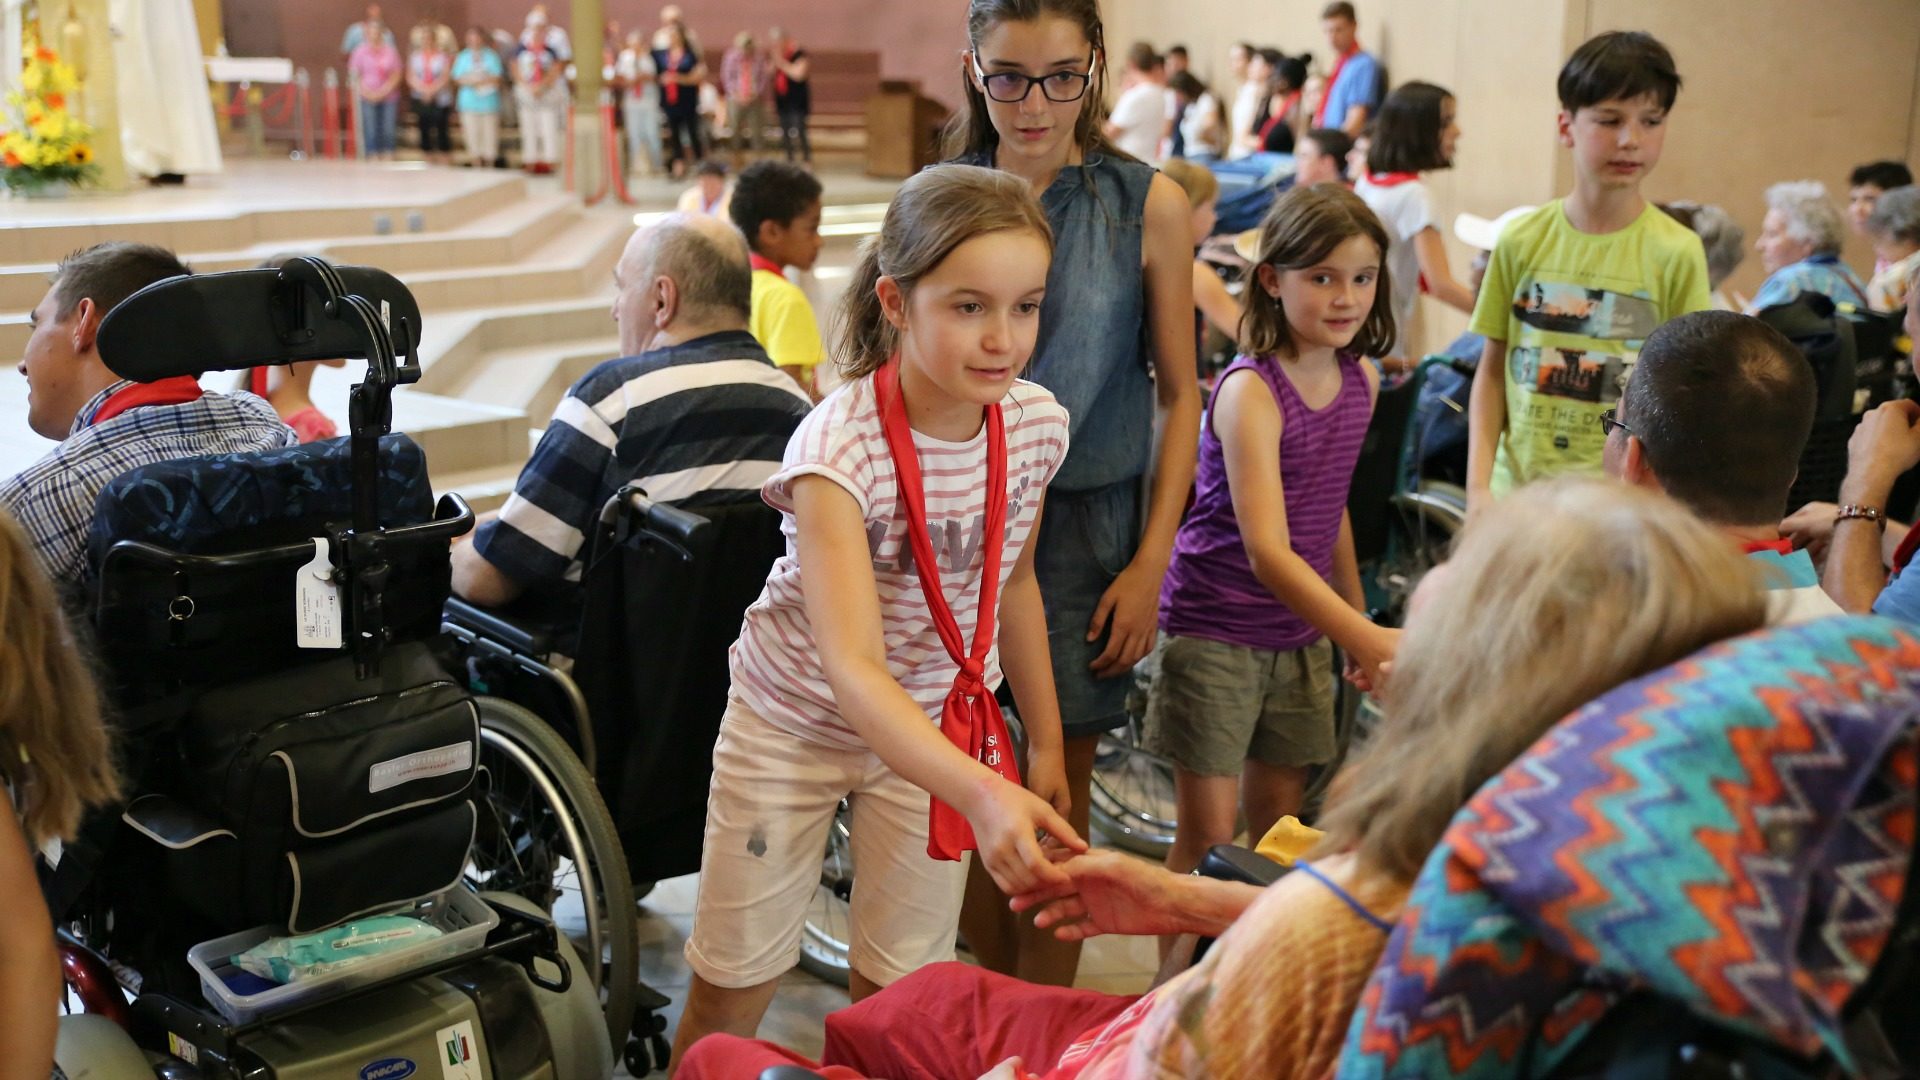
[673,165,1087,1060]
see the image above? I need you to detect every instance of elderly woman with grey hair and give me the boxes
[1864,186,1920,313]
[1747,180,1870,313]
[1663,201,1745,310]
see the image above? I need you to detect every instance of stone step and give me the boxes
[0,194,584,313]
[4,165,530,266]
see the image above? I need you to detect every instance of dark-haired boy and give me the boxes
[1848,160,1915,273]
[1465,31,1711,509]
[729,159,824,394]
[1602,310,1840,623]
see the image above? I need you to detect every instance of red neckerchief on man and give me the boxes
[775,42,796,97]
[1737,536,1795,556]
[1892,521,1920,575]
[87,377,204,427]
[1314,41,1363,127]
[664,47,685,106]
[873,357,1020,860]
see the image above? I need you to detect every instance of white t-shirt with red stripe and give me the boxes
[729,374,1069,750]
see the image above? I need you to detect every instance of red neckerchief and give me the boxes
[1738,536,1795,556]
[736,51,755,99]
[749,252,784,275]
[1314,42,1362,126]
[1258,91,1300,144]
[249,367,270,397]
[1365,171,1420,187]
[1892,520,1920,575]
[873,358,1020,861]
[775,43,796,97]
[664,47,685,105]
[88,377,204,427]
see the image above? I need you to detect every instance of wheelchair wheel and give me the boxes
[467,696,638,1056]
[796,801,854,987]
[1089,714,1179,857]
[1371,483,1465,627]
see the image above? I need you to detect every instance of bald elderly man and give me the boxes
[452,214,812,607]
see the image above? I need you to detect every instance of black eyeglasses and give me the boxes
[1597,408,1633,438]
[971,55,1096,103]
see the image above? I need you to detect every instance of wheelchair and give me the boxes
[48,259,635,1078]
[1084,355,1468,856]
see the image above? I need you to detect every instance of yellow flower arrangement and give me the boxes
[2,38,97,192]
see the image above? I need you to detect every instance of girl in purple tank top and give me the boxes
[1146,184,1403,878]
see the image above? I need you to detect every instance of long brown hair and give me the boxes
[1240,183,1395,358]
[835,164,1052,379]
[941,0,1125,164]
[0,511,118,845]
[1310,478,1768,883]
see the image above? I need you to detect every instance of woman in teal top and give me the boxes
[451,29,504,168]
[942,0,1201,989]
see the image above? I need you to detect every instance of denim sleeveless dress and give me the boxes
[956,151,1158,733]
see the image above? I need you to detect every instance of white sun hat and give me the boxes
[1453,206,1537,252]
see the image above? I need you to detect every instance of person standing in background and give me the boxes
[1314,2,1382,137]
[348,25,403,160]
[615,29,665,177]
[769,27,812,167]
[721,32,771,162]
[407,23,456,166]
[453,27,504,168]
[513,7,571,175]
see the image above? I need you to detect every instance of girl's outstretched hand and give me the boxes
[966,776,1087,896]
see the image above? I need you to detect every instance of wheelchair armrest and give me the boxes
[758,1069,827,1080]
[1197,844,1287,888]
[443,596,553,657]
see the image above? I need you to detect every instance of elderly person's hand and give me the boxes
[1840,400,1920,508]
[1008,849,1194,942]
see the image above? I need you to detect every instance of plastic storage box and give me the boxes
[186,885,500,1025]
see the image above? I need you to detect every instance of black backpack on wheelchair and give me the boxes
[50,260,618,1080]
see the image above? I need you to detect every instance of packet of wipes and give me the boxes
[233,915,444,984]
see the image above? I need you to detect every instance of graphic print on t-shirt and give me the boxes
[1504,274,1660,463]
[867,471,1035,576]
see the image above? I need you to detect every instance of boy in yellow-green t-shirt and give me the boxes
[730,160,826,398]
[1465,31,1711,507]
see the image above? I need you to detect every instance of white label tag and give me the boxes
[369,742,474,794]
[296,537,343,649]
[380,298,391,331]
[435,1020,483,1080]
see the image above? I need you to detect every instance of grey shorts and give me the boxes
[1033,481,1142,739]
[1143,634,1336,776]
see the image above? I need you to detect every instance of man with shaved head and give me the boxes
[453,213,812,607]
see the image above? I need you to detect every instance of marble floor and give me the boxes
[621,852,1165,1078]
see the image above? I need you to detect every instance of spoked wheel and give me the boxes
[1372,484,1466,627]
[1089,715,1179,857]
[797,801,854,987]
[466,696,638,1055]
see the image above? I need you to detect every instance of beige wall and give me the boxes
[1104,0,1920,350]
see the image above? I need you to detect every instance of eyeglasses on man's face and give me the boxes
[1597,408,1633,439]
[971,55,1096,103]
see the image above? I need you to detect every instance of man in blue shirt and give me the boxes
[1314,2,1381,138]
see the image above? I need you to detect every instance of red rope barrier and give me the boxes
[322,75,340,158]
[602,96,634,205]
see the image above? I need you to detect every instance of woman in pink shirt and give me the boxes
[350,34,404,159]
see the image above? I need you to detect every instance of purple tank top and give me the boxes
[1160,352,1371,651]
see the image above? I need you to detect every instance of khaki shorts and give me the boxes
[685,698,969,989]
[1143,635,1336,776]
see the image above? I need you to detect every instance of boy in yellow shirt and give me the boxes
[730,160,825,396]
[1465,31,1711,508]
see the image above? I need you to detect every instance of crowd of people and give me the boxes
[6,0,1920,1076]
[340,2,815,178]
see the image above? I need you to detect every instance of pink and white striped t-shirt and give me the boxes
[730,374,1069,750]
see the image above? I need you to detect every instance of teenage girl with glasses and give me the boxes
[946,0,1202,990]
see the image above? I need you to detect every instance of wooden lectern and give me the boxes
[865,80,948,178]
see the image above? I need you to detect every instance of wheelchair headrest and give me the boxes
[96,262,421,382]
[85,433,433,572]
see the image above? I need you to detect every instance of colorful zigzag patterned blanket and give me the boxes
[1338,616,1920,1077]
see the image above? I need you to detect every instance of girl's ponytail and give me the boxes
[832,164,1053,381]
[836,236,895,378]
